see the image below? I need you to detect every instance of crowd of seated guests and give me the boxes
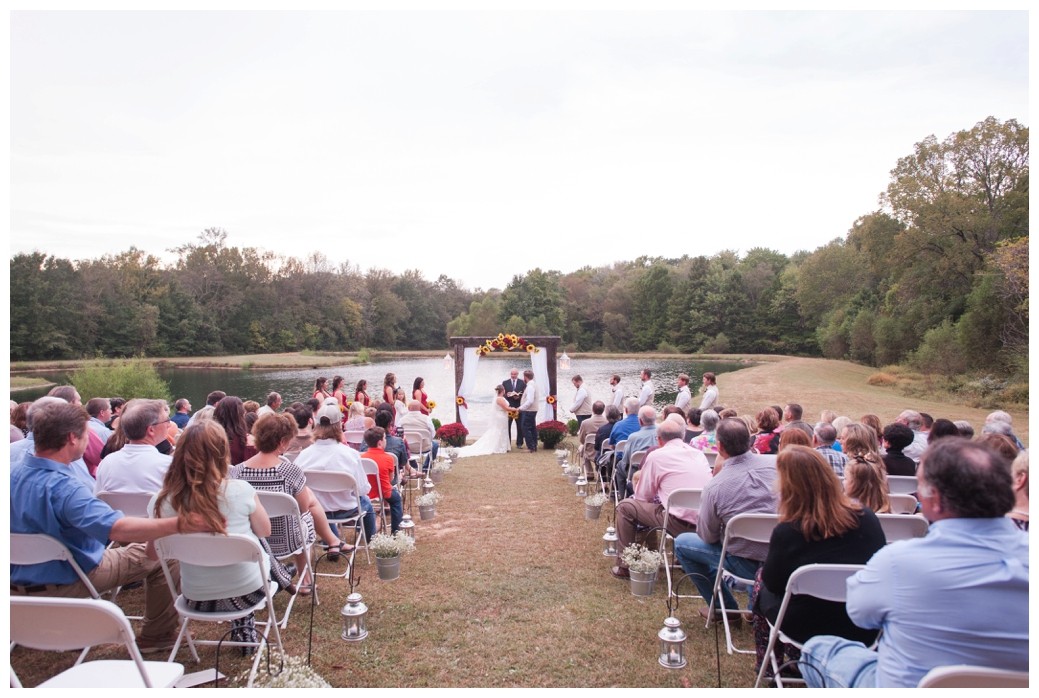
[9,377,1028,685]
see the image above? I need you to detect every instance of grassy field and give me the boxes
[8,355,1027,687]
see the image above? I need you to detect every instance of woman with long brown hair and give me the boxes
[752,445,886,680]
[844,458,892,514]
[213,396,257,465]
[149,420,272,652]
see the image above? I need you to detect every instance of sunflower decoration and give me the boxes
[526,343,537,353]
[546,395,557,405]
[455,396,468,409]
[507,408,519,420]
[497,333,506,342]
[427,401,437,410]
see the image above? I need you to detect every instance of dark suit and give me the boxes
[503,377,526,447]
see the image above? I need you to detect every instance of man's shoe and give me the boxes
[698,606,742,626]
[611,566,630,580]
[137,632,190,655]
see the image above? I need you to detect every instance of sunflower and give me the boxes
[546,395,557,405]
[525,344,536,353]
[455,396,468,408]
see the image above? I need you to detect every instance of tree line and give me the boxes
[11,117,1027,383]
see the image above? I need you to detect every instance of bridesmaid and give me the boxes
[354,379,371,407]
[313,377,330,401]
[331,376,348,414]
[413,377,430,415]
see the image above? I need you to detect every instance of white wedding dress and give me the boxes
[455,399,512,458]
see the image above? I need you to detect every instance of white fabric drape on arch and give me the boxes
[457,347,481,429]
[530,348,552,424]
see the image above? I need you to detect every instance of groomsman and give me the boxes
[674,374,692,412]
[609,374,624,410]
[502,368,526,448]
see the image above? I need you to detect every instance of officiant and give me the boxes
[502,368,525,448]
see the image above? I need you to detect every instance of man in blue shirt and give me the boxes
[799,438,1029,688]
[608,398,641,446]
[10,401,208,653]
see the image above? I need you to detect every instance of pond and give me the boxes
[19,357,752,438]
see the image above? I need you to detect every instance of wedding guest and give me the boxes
[844,458,891,514]
[149,420,273,652]
[752,445,886,680]
[213,396,257,465]
[881,423,916,476]
[690,409,720,452]
[1008,450,1028,532]
[393,388,408,433]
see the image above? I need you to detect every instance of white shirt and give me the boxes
[675,385,691,411]
[699,384,718,411]
[94,443,172,495]
[611,384,624,409]
[295,438,369,512]
[400,410,436,441]
[519,380,538,411]
[638,380,655,408]
[256,405,275,417]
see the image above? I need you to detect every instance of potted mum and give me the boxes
[416,490,443,521]
[584,492,608,520]
[369,530,416,581]
[537,420,569,449]
[621,543,664,596]
[435,422,469,448]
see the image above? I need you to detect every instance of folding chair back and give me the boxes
[403,431,432,474]
[754,564,866,688]
[10,533,100,598]
[255,490,311,628]
[886,474,918,495]
[96,491,154,517]
[344,429,366,449]
[304,469,371,565]
[876,513,929,543]
[10,596,185,688]
[361,457,388,532]
[153,533,283,687]
[917,665,1029,688]
[888,493,919,515]
[711,512,780,655]
[660,488,703,603]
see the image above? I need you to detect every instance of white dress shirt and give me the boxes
[675,385,691,411]
[519,380,537,411]
[94,443,172,495]
[638,380,655,408]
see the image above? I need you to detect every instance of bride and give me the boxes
[455,385,513,458]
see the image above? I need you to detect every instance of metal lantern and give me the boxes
[422,477,435,497]
[575,475,588,497]
[443,353,453,370]
[340,592,369,642]
[602,526,619,557]
[400,514,416,541]
[658,616,687,669]
[558,351,571,370]
[561,460,570,477]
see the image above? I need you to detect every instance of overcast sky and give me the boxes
[8,7,1029,291]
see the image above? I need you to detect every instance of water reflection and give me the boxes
[19,357,750,438]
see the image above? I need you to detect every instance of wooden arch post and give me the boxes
[448,335,561,424]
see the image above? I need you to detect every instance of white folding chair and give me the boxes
[626,449,648,490]
[888,493,919,515]
[10,596,185,688]
[255,491,312,629]
[707,513,780,655]
[10,533,101,599]
[876,513,929,543]
[153,533,284,688]
[754,563,866,688]
[403,431,433,479]
[361,457,388,533]
[344,429,366,449]
[917,664,1029,688]
[303,469,371,567]
[609,439,628,505]
[582,432,597,475]
[96,491,153,517]
[886,475,918,495]
[659,488,704,605]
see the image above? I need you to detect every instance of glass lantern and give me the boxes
[657,616,687,669]
[575,475,588,497]
[602,526,619,557]
[341,592,369,642]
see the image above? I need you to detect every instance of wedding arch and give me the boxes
[448,335,561,428]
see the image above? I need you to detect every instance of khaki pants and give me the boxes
[12,542,180,643]
[615,498,697,568]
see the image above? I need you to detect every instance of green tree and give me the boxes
[498,269,565,335]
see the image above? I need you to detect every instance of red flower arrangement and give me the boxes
[436,422,470,448]
[536,420,568,448]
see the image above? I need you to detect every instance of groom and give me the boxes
[518,369,539,453]
[502,368,526,448]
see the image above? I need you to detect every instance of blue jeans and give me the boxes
[385,489,403,534]
[673,532,761,609]
[799,636,878,688]
[326,495,377,542]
